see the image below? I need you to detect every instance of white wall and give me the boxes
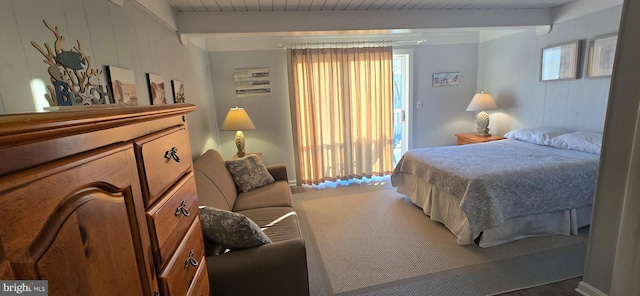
[0,0,219,159]
[207,45,479,181]
[410,43,480,148]
[207,50,296,179]
[476,5,626,295]
[477,5,623,135]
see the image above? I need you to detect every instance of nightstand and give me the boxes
[455,133,506,145]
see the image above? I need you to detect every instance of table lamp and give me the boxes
[221,107,256,158]
[466,91,498,137]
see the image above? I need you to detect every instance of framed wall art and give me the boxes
[586,33,617,78]
[146,73,166,105]
[106,66,138,106]
[233,68,271,97]
[172,80,185,103]
[432,72,460,86]
[540,40,581,81]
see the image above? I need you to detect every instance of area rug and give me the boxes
[293,183,588,296]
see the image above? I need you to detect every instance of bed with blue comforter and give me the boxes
[391,138,600,247]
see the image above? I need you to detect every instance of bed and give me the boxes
[391,129,601,247]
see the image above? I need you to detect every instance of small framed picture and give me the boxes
[540,40,581,81]
[432,72,460,86]
[106,66,138,106]
[146,73,167,105]
[586,33,617,78]
[172,80,185,103]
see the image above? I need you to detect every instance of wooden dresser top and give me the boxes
[0,104,196,177]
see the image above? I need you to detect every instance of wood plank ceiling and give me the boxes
[167,0,579,12]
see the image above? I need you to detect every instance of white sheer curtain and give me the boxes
[287,45,394,185]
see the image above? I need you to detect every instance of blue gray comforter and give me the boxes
[391,139,600,233]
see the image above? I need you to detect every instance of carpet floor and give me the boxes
[292,181,588,296]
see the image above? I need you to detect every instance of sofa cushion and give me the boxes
[232,180,293,212]
[237,207,302,243]
[194,149,238,211]
[225,155,275,193]
[200,206,272,249]
[206,238,309,296]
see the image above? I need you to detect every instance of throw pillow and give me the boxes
[225,155,275,193]
[199,206,272,249]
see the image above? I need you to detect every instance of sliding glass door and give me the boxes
[393,49,413,165]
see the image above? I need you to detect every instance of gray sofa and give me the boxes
[193,149,309,296]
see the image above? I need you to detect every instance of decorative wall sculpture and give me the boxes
[31,20,112,106]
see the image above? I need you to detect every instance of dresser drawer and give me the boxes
[136,127,192,206]
[146,173,199,270]
[186,256,210,296]
[158,218,206,296]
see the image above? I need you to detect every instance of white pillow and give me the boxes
[504,127,568,145]
[548,131,602,154]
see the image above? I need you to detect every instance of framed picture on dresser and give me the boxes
[146,73,167,105]
[106,66,139,106]
[172,80,185,103]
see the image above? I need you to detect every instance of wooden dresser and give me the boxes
[0,104,209,296]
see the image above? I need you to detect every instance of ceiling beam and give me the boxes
[176,9,552,38]
[552,0,623,22]
[134,0,177,30]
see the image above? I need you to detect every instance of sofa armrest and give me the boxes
[206,238,309,296]
[266,164,288,182]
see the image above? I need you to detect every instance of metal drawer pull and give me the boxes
[164,147,180,162]
[175,200,190,217]
[184,249,199,269]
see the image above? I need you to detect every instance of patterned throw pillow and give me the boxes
[225,155,275,193]
[199,206,272,249]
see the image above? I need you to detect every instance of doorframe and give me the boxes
[393,48,414,152]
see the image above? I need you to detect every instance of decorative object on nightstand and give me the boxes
[221,107,256,158]
[455,132,506,145]
[466,91,498,137]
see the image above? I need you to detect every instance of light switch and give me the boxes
[416,100,422,109]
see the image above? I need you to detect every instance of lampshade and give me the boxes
[221,107,256,131]
[466,92,498,112]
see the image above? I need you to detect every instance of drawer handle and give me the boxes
[175,200,190,217]
[164,147,180,162]
[184,249,199,269]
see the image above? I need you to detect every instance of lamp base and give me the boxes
[475,111,491,137]
[234,130,247,158]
